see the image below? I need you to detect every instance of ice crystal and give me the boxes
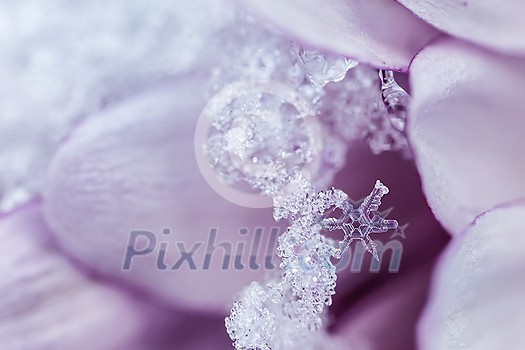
[321,180,399,260]
[379,70,410,134]
[318,68,410,157]
[298,49,358,87]
[225,282,276,350]
[226,280,342,350]
[203,82,318,195]
[202,11,411,200]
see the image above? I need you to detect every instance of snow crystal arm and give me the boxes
[359,180,389,214]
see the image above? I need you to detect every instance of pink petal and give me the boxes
[334,263,435,350]
[0,203,154,350]
[164,313,232,350]
[408,38,525,235]
[418,201,525,349]
[398,0,525,56]
[43,78,283,313]
[238,0,440,71]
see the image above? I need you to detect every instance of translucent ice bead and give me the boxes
[298,49,358,87]
[379,70,409,133]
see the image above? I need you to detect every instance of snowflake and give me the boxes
[321,180,398,260]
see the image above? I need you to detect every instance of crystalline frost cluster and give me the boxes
[201,9,408,350]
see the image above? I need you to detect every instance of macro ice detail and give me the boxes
[379,70,410,134]
[298,49,358,87]
[225,174,398,350]
[202,8,406,350]
[201,80,322,199]
[225,282,276,350]
[0,0,407,346]
[321,180,399,260]
[201,13,412,203]
[318,68,411,158]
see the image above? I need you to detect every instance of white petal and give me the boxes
[408,38,525,234]
[419,202,525,349]
[239,0,440,70]
[0,203,148,350]
[43,77,282,312]
[399,0,525,56]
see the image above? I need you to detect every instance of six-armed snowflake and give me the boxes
[321,180,399,260]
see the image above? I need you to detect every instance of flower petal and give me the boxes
[0,203,155,350]
[238,0,440,71]
[43,77,283,312]
[335,263,435,350]
[418,201,525,349]
[408,38,525,235]
[398,0,525,56]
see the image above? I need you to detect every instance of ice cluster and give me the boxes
[202,14,411,200]
[191,7,406,350]
[318,69,410,157]
[225,173,398,350]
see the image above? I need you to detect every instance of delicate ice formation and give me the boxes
[203,13,410,202]
[197,8,403,349]
[226,279,341,350]
[318,68,410,157]
[225,282,276,350]
[321,180,399,260]
[379,70,410,133]
[0,0,407,347]
[298,49,358,87]
[203,80,321,196]
[225,174,398,350]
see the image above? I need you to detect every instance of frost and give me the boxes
[226,173,398,350]
[0,0,408,346]
[203,12,411,199]
[298,49,359,87]
[202,7,404,349]
[318,68,410,157]
[203,13,359,196]
[225,282,276,350]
